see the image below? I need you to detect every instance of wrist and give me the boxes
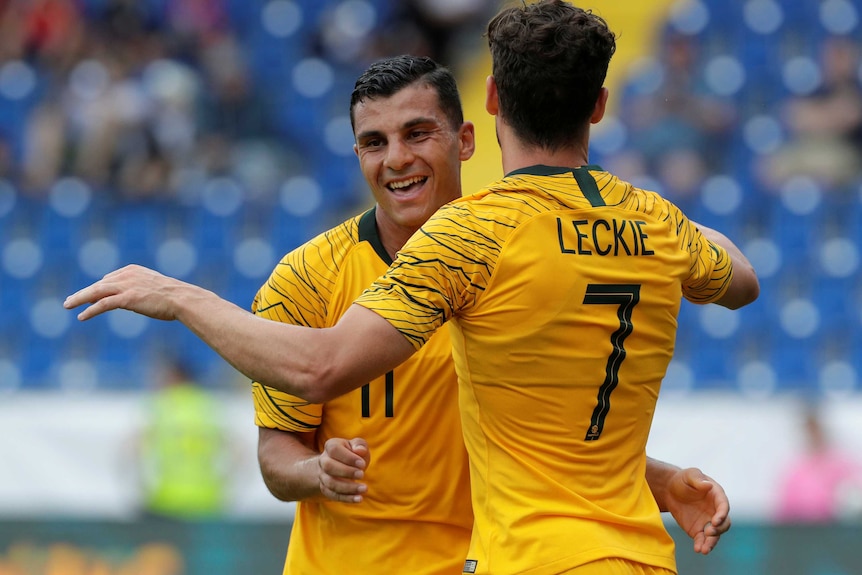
[646,458,681,512]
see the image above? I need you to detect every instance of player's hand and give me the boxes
[318,437,371,503]
[664,467,731,555]
[64,264,186,321]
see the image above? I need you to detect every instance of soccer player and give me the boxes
[252,56,475,574]
[253,55,732,574]
[65,2,759,573]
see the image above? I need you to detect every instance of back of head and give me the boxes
[160,357,195,389]
[487,0,616,150]
[349,54,464,132]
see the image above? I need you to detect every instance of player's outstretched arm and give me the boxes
[64,264,415,402]
[646,457,731,556]
[258,428,370,504]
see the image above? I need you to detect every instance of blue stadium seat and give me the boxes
[18,334,56,390]
[110,200,177,268]
[87,319,154,390]
[186,205,241,269]
[270,211,318,254]
[769,335,821,391]
[780,0,823,31]
[224,0,259,35]
[158,328,232,386]
[685,336,741,390]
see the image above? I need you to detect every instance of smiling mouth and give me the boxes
[387,176,427,192]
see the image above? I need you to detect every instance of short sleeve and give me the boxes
[252,382,322,432]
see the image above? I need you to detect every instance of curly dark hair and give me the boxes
[349,54,464,132]
[487,0,616,150]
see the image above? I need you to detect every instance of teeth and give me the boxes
[389,177,425,190]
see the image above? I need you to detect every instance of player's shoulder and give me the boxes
[430,190,511,229]
[446,178,520,211]
[587,168,651,204]
[600,171,687,221]
[255,212,366,315]
[314,212,364,248]
[286,212,364,261]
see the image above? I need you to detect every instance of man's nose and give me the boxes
[384,139,415,171]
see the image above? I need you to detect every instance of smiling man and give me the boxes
[251,56,477,574]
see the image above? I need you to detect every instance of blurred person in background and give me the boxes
[12,0,278,200]
[0,133,13,179]
[164,0,269,143]
[0,0,85,72]
[761,36,862,190]
[0,0,88,194]
[775,403,862,524]
[608,30,736,206]
[137,356,234,520]
[18,0,198,198]
[372,0,498,66]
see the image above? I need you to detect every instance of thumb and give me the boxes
[683,468,713,491]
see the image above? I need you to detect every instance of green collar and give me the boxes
[358,207,393,265]
[504,164,603,177]
[504,164,606,207]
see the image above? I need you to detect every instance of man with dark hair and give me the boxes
[253,55,476,575]
[67,2,758,571]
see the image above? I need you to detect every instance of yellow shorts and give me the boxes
[564,558,676,575]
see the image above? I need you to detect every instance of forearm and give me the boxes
[175,284,328,400]
[258,428,322,501]
[176,290,417,404]
[65,265,416,402]
[645,456,680,512]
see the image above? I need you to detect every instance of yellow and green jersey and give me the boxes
[252,208,472,575]
[141,383,228,519]
[355,165,734,575]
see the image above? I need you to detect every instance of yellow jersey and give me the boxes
[252,209,472,575]
[355,165,734,575]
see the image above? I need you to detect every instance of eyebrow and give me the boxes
[355,116,441,141]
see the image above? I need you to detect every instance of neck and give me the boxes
[497,120,590,175]
[375,210,417,261]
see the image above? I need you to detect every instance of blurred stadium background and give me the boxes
[1,0,861,573]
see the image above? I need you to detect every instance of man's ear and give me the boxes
[458,121,476,162]
[590,87,609,124]
[485,75,499,116]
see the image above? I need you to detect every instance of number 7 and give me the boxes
[582,284,640,441]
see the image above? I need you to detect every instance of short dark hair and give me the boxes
[487,0,616,150]
[349,55,464,132]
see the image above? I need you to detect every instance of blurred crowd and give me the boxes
[1,0,256,200]
[0,0,496,205]
[601,6,862,212]
[763,35,862,190]
[3,0,859,214]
